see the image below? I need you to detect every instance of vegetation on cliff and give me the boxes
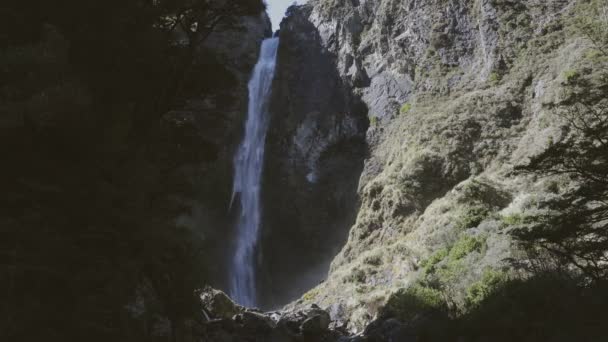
[282,1,608,340]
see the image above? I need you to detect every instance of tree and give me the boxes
[513,0,608,282]
[0,0,266,340]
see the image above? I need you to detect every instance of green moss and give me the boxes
[382,284,446,320]
[465,269,509,309]
[400,103,412,115]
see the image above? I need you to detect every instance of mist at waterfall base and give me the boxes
[229,38,279,307]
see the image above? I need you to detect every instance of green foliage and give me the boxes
[436,257,468,286]
[369,115,379,126]
[422,235,486,283]
[584,49,605,61]
[382,284,446,321]
[488,72,501,84]
[502,213,522,226]
[563,69,580,83]
[573,0,608,53]
[303,288,320,301]
[458,179,511,208]
[421,248,449,275]
[449,235,486,261]
[465,269,508,309]
[419,234,487,296]
[455,205,491,230]
[422,235,487,288]
[400,103,412,114]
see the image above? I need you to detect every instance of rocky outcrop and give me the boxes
[184,289,444,342]
[197,288,345,341]
[270,0,588,333]
[257,6,369,307]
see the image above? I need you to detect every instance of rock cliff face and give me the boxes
[258,6,369,308]
[268,0,591,333]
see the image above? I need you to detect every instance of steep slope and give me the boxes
[273,0,599,332]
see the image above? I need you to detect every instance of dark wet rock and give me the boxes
[200,288,243,320]
[301,313,331,335]
[199,298,344,342]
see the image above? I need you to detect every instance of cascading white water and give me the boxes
[229,37,279,307]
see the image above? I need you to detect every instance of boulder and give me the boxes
[200,288,243,320]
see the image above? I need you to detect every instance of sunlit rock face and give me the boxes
[264,0,581,333]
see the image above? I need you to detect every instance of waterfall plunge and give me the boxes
[229,37,279,307]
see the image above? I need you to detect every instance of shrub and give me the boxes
[303,288,319,301]
[465,269,509,309]
[449,235,486,261]
[563,69,580,83]
[488,72,501,84]
[369,115,379,126]
[400,103,412,114]
[436,257,468,286]
[421,248,449,275]
[501,213,525,227]
[363,253,383,266]
[346,267,367,283]
[382,284,446,320]
[455,205,491,231]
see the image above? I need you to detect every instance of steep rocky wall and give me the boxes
[257,6,369,308]
[275,0,589,333]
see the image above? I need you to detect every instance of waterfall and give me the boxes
[229,37,279,307]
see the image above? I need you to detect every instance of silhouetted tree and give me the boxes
[513,0,608,282]
[0,0,265,340]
